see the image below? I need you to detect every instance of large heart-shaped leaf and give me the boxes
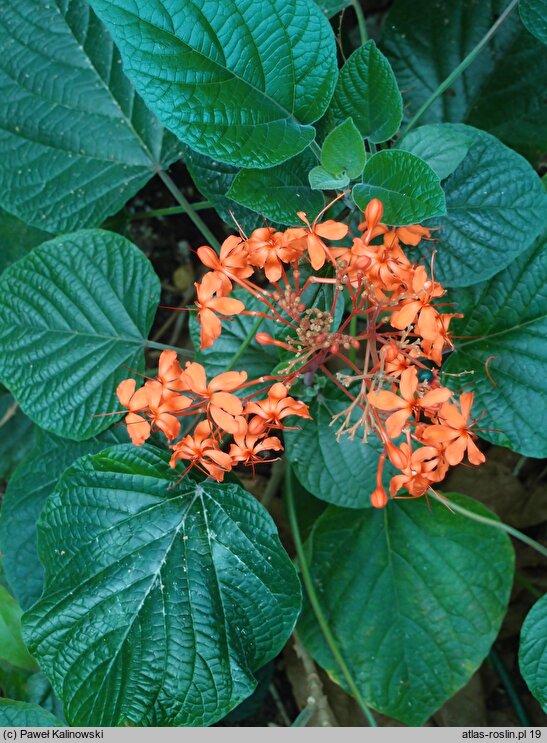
[88,0,338,169]
[330,41,403,143]
[443,233,547,458]
[381,0,547,163]
[353,150,446,225]
[0,700,64,727]
[0,230,160,440]
[299,493,514,724]
[0,0,182,233]
[519,594,547,711]
[228,151,324,226]
[284,382,393,508]
[0,209,50,276]
[0,428,127,610]
[395,124,473,181]
[422,125,546,286]
[23,445,301,726]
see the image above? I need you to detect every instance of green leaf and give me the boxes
[299,493,515,725]
[321,119,366,179]
[309,166,350,191]
[381,0,547,163]
[520,0,547,44]
[184,148,266,234]
[23,444,301,726]
[284,381,393,508]
[0,209,50,276]
[0,395,35,482]
[0,230,160,440]
[424,125,546,287]
[353,150,446,225]
[88,0,338,169]
[0,427,127,611]
[0,586,36,670]
[330,41,403,143]
[0,699,64,727]
[0,0,182,233]
[314,0,352,17]
[443,233,547,457]
[228,151,324,226]
[395,124,473,180]
[519,594,547,711]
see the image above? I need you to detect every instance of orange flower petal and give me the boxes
[315,220,348,240]
[116,378,136,408]
[386,408,411,439]
[125,413,150,446]
[368,390,406,411]
[209,371,248,393]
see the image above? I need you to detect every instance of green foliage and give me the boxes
[299,493,515,724]
[353,150,446,224]
[422,125,546,287]
[0,586,36,670]
[314,0,352,17]
[395,124,473,180]
[0,230,160,440]
[88,0,338,169]
[284,382,393,508]
[228,151,323,226]
[0,0,181,233]
[520,0,547,44]
[0,394,35,482]
[321,119,366,180]
[23,445,301,726]
[444,233,547,458]
[0,209,50,276]
[382,0,547,163]
[309,166,350,191]
[0,699,64,727]
[519,594,547,711]
[0,427,127,610]
[331,41,403,143]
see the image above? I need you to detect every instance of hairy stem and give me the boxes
[400,0,519,138]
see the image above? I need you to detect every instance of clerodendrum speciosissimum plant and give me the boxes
[115,197,485,508]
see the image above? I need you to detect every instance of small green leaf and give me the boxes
[23,444,301,726]
[0,394,35,482]
[88,0,338,169]
[0,209,50,276]
[0,230,160,440]
[520,0,547,44]
[353,150,446,224]
[309,166,350,191]
[444,233,547,457]
[0,700,64,727]
[0,428,127,610]
[519,594,547,711]
[284,382,393,508]
[228,151,324,226]
[396,124,473,180]
[0,0,182,233]
[0,586,36,670]
[331,41,403,143]
[321,119,366,179]
[299,493,514,725]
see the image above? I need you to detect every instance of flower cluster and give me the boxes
[115,197,485,506]
[115,351,310,481]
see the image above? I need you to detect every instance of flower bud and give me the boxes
[365,198,383,229]
[256,332,274,345]
[370,486,388,509]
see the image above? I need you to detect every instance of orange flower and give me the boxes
[116,378,190,445]
[195,271,245,349]
[229,417,283,466]
[420,312,462,365]
[351,234,412,293]
[295,210,348,271]
[156,349,187,393]
[388,443,444,498]
[420,392,485,466]
[358,198,387,244]
[394,224,431,246]
[169,420,232,481]
[180,362,247,434]
[367,366,452,438]
[116,378,151,446]
[245,227,304,282]
[197,235,253,295]
[390,265,445,339]
[244,383,311,434]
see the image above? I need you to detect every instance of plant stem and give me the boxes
[285,465,378,726]
[129,201,212,221]
[349,314,357,364]
[430,492,547,558]
[400,0,519,139]
[489,647,531,727]
[351,0,368,45]
[225,316,265,371]
[515,572,542,600]
[158,169,220,250]
[144,339,193,357]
